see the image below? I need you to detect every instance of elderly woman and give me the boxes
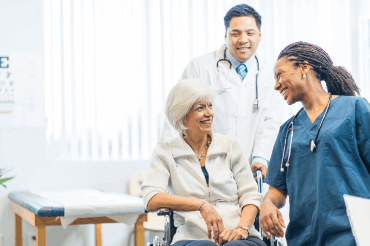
[141,79,266,246]
[260,42,370,246]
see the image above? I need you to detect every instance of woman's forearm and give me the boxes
[238,204,258,228]
[146,193,204,211]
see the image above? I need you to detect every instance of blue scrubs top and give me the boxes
[265,96,370,246]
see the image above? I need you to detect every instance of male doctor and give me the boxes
[161,4,284,178]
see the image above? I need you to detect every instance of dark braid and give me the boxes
[278,41,360,96]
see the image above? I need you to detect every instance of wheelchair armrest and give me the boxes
[157,208,171,216]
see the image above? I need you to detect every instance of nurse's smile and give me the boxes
[273,56,308,105]
[280,88,288,99]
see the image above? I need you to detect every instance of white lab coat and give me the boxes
[161,44,285,164]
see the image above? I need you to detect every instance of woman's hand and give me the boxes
[219,227,248,245]
[199,201,225,244]
[260,200,285,239]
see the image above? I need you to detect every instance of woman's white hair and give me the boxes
[165,79,216,133]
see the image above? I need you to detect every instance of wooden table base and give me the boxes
[11,202,147,246]
[14,213,22,246]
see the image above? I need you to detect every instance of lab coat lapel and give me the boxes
[215,44,241,86]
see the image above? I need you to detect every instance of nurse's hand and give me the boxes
[260,200,285,239]
[251,162,268,179]
[199,201,225,244]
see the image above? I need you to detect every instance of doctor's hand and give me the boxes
[199,201,225,244]
[251,162,268,179]
[260,200,285,239]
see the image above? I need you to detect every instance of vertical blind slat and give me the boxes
[44,0,366,161]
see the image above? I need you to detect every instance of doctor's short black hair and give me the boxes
[224,4,262,31]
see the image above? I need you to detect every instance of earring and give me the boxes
[182,130,187,138]
[303,74,306,78]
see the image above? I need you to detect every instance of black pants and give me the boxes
[172,237,267,246]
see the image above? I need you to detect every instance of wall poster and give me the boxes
[0,52,44,127]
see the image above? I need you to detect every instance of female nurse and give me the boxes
[260,41,370,246]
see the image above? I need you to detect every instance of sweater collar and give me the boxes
[169,133,228,159]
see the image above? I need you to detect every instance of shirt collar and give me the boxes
[225,48,256,71]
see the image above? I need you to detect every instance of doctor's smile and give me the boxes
[226,15,261,63]
[237,46,251,50]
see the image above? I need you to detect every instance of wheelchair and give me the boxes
[147,170,282,246]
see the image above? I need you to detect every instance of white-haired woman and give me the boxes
[141,79,266,246]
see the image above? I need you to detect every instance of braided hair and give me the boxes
[278,41,360,96]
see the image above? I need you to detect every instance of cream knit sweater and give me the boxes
[141,133,263,244]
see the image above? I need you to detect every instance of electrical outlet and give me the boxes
[28,233,36,246]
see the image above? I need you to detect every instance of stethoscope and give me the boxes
[216,48,260,110]
[280,94,332,172]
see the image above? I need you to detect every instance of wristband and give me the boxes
[198,199,206,210]
[237,225,250,234]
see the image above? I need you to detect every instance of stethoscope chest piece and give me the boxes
[310,140,316,152]
[253,99,259,110]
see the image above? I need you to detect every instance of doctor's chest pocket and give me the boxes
[258,83,271,98]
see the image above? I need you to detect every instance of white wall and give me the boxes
[0,1,150,245]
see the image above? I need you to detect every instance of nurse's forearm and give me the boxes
[146,193,203,211]
[263,186,287,209]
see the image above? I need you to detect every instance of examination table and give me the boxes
[8,189,147,246]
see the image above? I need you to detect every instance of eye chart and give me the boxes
[0,57,14,113]
[0,53,44,127]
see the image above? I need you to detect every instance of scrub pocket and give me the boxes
[322,133,354,167]
[322,209,356,245]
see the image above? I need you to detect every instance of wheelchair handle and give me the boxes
[256,170,263,193]
[256,170,278,246]
[157,208,171,216]
[155,208,172,246]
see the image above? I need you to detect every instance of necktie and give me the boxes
[236,64,248,81]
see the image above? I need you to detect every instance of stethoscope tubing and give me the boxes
[216,48,259,109]
[279,95,332,172]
